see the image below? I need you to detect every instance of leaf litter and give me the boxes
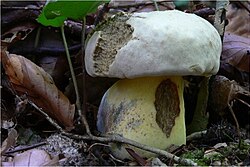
[1,0,250,166]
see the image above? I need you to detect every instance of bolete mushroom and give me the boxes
[85,10,222,159]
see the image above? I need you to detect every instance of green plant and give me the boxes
[37,0,109,27]
[37,0,110,132]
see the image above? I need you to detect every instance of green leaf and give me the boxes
[37,0,110,27]
[37,11,67,27]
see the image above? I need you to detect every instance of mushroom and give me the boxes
[85,10,222,159]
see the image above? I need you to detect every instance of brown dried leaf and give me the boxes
[209,75,249,114]
[1,22,37,46]
[1,51,75,130]
[0,129,18,154]
[1,149,59,166]
[221,33,250,72]
[225,2,250,38]
[125,147,147,166]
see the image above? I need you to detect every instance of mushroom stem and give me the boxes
[97,76,186,159]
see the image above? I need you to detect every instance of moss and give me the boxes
[218,141,250,161]
[181,149,204,159]
[181,148,225,166]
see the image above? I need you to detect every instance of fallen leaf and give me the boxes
[1,51,75,130]
[225,2,250,38]
[1,22,37,46]
[1,149,59,166]
[125,147,147,166]
[221,33,250,73]
[0,128,18,154]
[209,75,250,115]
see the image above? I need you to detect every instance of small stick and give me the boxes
[227,102,241,147]
[1,6,43,10]
[235,97,250,108]
[62,132,197,166]
[186,130,207,142]
[4,142,47,154]
[87,143,110,152]
[28,100,63,131]
[109,154,126,164]
[227,85,241,147]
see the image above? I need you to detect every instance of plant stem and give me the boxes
[81,17,92,136]
[60,25,81,117]
[34,26,41,48]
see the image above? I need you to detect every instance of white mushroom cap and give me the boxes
[85,10,222,79]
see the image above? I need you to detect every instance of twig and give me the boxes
[4,142,47,154]
[235,97,250,108]
[87,143,110,152]
[1,6,43,10]
[186,130,207,142]
[109,153,126,164]
[61,132,197,166]
[227,85,241,147]
[28,100,63,131]
[227,102,242,147]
